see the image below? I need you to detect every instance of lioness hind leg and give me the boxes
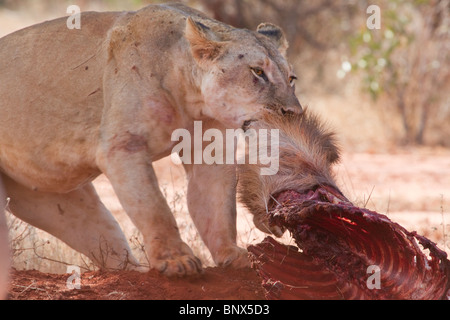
[2,174,141,271]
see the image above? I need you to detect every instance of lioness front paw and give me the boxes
[149,241,202,277]
[216,246,250,268]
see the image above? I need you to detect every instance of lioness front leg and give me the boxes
[97,143,202,276]
[184,163,250,268]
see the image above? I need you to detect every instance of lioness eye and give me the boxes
[250,67,268,82]
[289,76,297,86]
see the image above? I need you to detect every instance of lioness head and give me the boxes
[185,18,302,129]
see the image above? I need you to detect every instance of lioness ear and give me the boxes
[185,17,223,64]
[257,23,289,56]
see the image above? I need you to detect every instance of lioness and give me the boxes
[0,3,301,276]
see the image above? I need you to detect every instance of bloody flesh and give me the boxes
[248,187,450,300]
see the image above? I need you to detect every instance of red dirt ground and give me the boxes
[8,267,265,300]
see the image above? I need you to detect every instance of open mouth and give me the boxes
[241,119,256,131]
[248,185,450,300]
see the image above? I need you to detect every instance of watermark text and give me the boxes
[66,5,81,30]
[171,121,279,176]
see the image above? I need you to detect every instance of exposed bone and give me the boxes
[248,190,450,300]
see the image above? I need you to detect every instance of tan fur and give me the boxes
[237,110,340,236]
[0,3,301,276]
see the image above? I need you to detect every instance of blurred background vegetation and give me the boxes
[0,0,448,149]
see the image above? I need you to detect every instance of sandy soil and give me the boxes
[8,267,265,300]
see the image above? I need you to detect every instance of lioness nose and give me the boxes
[281,98,303,115]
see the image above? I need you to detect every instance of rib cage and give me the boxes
[248,190,450,300]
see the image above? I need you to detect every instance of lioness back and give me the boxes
[0,4,215,193]
[0,11,119,192]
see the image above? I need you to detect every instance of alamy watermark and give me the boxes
[66,5,81,30]
[366,5,381,30]
[66,4,381,31]
[171,121,279,176]
[66,265,81,290]
[367,265,381,290]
